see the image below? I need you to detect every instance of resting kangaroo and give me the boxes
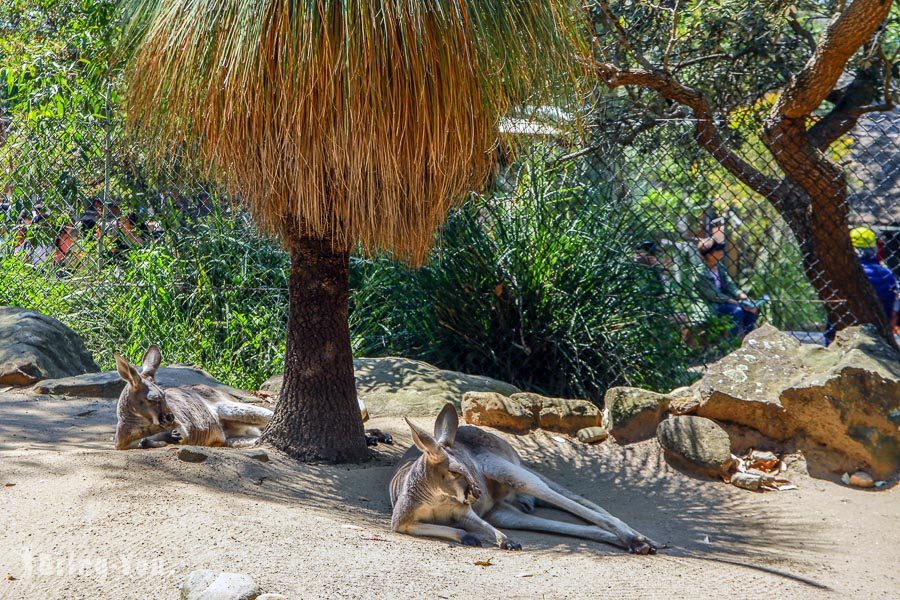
[390,403,660,554]
[114,346,273,450]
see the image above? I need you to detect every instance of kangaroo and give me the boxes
[390,403,661,554]
[113,346,273,450]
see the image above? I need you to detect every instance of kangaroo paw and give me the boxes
[459,534,482,547]
[499,538,522,551]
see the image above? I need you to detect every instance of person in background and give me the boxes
[694,231,759,337]
[851,226,897,327]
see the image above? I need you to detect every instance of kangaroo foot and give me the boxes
[499,538,522,551]
[459,534,482,547]
[364,429,393,446]
[627,534,659,555]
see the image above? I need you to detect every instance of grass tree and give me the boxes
[121,1,588,462]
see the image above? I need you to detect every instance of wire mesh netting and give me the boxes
[1,97,898,397]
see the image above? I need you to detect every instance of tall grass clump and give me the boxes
[351,156,694,400]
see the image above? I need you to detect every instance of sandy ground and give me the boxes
[0,391,897,600]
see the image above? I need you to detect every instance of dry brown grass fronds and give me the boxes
[123,1,589,263]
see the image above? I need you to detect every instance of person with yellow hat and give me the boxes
[826,226,897,343]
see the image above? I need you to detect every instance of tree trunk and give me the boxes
[262,232,369,463]
[764,118,896,346]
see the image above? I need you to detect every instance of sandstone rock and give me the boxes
[262,357,520,418]
[0,307,99,385]
[462,391,602,434]
[461,392,535,433]
[849,471,874,488]
[694,325,800,440]
[525,393,603,434]
[33,366,256,402]
[181,570,259,600]
[694,324,900,479]
[256,595,288,600]
[576,426,609,444]
[244,449,269,462]
[657,416,734,477]
[668,386,701,415]
[178,447,209,463]
[606,387,671,443]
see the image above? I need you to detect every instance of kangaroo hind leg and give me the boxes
[217,402,273,426]
[481,458,659,555]
[486,503,622,547]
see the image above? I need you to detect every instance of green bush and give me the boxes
[350,157,695,400]
[0,213,289,389]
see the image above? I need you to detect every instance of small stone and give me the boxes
[849,471,874,488]
[576,427,609,444]
[181,571,259,600]
[178,447,209,463]
[245,449,269,462]
[657,416,734,477]
[730,472,762,491]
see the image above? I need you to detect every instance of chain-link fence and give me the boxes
[1,96,898,396]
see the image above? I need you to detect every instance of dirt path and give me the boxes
[0,391,897,599]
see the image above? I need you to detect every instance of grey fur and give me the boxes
[114,346,273,450]
[389,403,660,554]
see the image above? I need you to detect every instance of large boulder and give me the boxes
[656,416,734,477]
[694,324,900,479]
[262,357,520,418]
[0,307,99,385]
[462,391,602,434]
[606,386,671,443]
[694,325,801,440]
[32,365,257,402]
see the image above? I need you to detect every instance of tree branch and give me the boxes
[771,0,895,119]
[595,63,783,200]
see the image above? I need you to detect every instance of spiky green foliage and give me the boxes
[121,0,589,263]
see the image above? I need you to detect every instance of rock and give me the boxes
[181,570,259,600]
[462,392,535,433]
[849,471,874,488]
[256,595,288,600]
[0,307,99,385]
[262,357,520,418]
[576,426,609,444]
[694,325,801,440]
[462,392,602,434]
[657,416,734,477]
[527,394,603,434]
[178,447,208,463]
[730,472,762,491]
[693,324,900,479]
[668,386,701,415]
[244,449,269,462]
[606,387,671,443]
[32,366,256,402]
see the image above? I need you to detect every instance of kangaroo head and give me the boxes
[405,403,480,505]
[115,345,172,427]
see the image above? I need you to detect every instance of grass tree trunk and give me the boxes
[262,231,369,463]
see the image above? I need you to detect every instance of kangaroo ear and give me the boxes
[405,417,441,457]
[115,354,143,390]
[141,345,162,380]
[434,403,459,447]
